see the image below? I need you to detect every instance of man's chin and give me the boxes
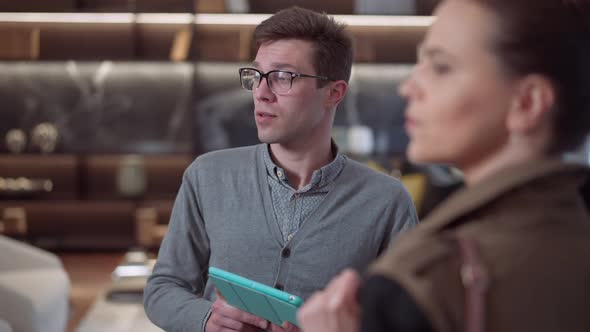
[257,133,278,144]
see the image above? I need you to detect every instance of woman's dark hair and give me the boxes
[253,6,354,85]
[474,0,590,153]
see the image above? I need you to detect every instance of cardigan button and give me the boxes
[281,248,291,258]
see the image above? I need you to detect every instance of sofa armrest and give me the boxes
[0,268,70,332]
[0,235,61,272]
[0,320,13,332]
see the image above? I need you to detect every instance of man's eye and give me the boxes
[275,73,291,81]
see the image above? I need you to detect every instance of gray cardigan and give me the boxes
[144,144,418,332]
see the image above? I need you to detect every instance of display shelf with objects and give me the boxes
[0,60,465,249]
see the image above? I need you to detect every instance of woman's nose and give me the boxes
[398,66,421,100]
[398,75,413,99]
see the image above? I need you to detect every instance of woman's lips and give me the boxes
[405,116,419,134]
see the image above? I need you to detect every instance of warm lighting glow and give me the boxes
[0,12,434,27]
[335,14,434,27]
[0,13,134,24]
[136,13,194,24]
[194,13,269,25]
[195,13,434,26]
[112,265,151,278]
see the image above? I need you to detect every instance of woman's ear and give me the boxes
[506,74,555,134]
[324,80,348,109]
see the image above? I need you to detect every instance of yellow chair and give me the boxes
[400,173,428,216]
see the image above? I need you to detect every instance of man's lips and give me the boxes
[256,111,276,118]
[255,111,277,125]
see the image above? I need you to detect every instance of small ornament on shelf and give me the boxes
[30,122,59,154]
[5,128,27,154]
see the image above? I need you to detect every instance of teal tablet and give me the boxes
[208,267,303,327]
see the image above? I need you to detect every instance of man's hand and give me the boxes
[206,289,269,332]
[297,269,361,332]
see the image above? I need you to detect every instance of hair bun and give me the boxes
[563,0,590,34]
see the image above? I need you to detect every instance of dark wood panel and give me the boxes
[0,27,40,60]
[76,0,194,12]
[0,0,75,12]
[249,0,354,14]
[40,23,135,60]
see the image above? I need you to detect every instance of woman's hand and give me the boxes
[268,321,300,332]
[297,269,361,332]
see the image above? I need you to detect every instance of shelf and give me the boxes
[0,13,432,62]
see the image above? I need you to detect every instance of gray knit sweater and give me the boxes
[144,144,418,332]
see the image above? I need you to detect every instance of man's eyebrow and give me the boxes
[271,63,298,71]
[249,62,298,71]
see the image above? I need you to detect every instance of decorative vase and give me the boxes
[116,155,147,198]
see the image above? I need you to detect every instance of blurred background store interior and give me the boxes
[0,1,588,332]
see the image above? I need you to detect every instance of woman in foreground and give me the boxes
[298,0,590,331]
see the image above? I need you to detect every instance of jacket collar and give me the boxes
[422,159,590,230]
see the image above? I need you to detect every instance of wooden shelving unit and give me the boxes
[0,13,432,62]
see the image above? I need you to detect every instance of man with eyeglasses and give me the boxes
[144,6,418,332]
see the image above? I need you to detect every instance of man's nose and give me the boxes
[254,76,276,101]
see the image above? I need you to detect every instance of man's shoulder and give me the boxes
[194,145,260,166]
[184,145,261,178]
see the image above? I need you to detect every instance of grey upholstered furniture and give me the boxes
[0,235,70,332]
[0,320,13,332]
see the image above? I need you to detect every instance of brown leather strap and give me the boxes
[457,237,489,332]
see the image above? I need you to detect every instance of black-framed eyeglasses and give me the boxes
[238,67,330,95]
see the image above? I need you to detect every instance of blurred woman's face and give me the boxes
[400,0,517,168]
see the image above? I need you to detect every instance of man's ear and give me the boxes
[506,74,555,134]
[324,80,348,108]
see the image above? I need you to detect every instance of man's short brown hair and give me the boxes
[254,6,354,84]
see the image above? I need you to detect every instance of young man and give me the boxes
[144,7,418,332]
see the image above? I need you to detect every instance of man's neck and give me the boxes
[269,140,334,190]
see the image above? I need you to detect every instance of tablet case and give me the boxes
[208,267,303,327]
